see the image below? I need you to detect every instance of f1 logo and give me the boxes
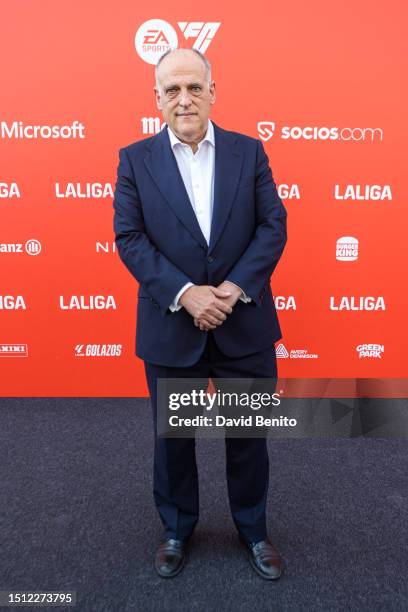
[257,121,275,142]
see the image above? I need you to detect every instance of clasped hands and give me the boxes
[179,281,242,331]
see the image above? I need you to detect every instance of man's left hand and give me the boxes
[194,281,242,331]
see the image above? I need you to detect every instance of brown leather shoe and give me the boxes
[154,539,186,578]
[245,539,283,580]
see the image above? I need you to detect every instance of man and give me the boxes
[113,48,287,580]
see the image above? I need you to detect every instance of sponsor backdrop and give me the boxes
[1,1,406,395]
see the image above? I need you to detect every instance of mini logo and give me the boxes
[0,343,28,356]
[74,344,123,357]
[336,236,358,261]
[257,121,275,142]
[356,344,384,358]
[25,239,41,255]
[135,19,178,65]
[276,343,318,359]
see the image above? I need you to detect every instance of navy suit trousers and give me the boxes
[144,333,277,544]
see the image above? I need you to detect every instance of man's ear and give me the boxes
[209,81,216,105]
[154,86,163,111]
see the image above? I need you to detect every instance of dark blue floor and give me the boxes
[1,398,407,611]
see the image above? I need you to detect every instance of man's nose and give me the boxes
[178,90,192,107]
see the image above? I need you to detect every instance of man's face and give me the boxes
[154,50,216,144]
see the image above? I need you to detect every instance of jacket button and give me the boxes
[207,256,214,263]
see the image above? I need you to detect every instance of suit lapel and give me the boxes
[208,122,243,254]
[143,122,243,254]
[144,127,207,249]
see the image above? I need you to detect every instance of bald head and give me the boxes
[155,48,212,93]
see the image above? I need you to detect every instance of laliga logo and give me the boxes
[257,122,275,142]
[135,19,221,65]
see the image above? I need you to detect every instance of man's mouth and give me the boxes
[176,113,197,116]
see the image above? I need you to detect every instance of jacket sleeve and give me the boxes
[113,147,193,316]
[225,140,287,306]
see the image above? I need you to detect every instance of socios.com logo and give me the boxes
[135,19,221,65]
[257,122,275,142]
[257,121,383,142]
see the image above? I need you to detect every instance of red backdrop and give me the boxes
[1,0,407,395]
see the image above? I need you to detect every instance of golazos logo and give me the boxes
[0,239,41,255]
[356,344,384,359]
[276,343,318,359]
[135,20,221,64]
[336,237,358,261]
[0,343,28,356]
[74,344,123,357]
[257,121,383,143]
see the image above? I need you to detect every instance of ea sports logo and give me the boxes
[135,19,178,65]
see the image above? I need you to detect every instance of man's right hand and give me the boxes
[179,285,233,329]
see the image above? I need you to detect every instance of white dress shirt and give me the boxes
[166,120,250,312]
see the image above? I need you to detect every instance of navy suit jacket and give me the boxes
[113,121,287,367]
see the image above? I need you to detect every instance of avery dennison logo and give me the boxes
[276,343,318,359]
